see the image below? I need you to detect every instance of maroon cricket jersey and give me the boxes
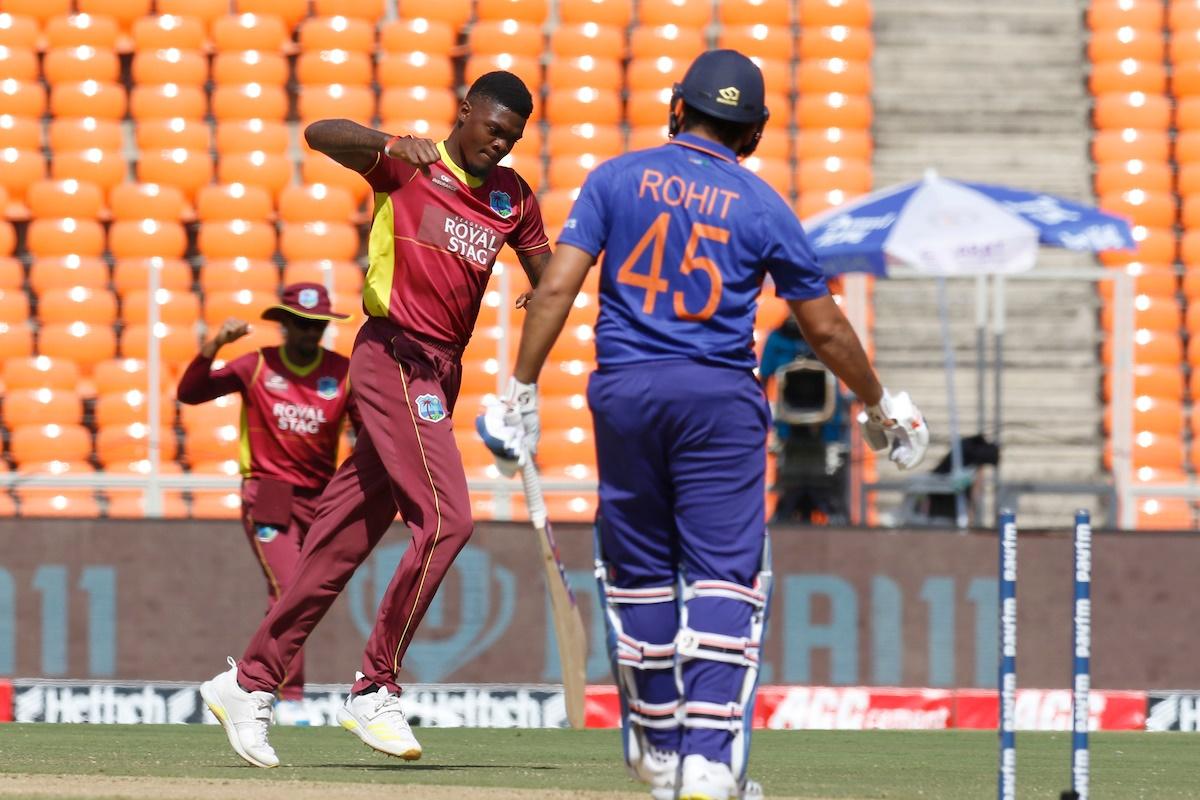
[177,347,360,490]
[358,140,551,349]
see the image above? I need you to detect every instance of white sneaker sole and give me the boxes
[335,707,422,760]
[200,680,278,769]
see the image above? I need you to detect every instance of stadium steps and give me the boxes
[868,0,1103,528]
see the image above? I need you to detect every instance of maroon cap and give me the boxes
[261,282,350,323]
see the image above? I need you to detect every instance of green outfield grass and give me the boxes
[0,724,1194,799]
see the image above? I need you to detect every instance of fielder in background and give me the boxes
[178,282,361,726]
[487,51,929,800]
[201,71,551,769]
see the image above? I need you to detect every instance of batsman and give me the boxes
[488,50,929,799]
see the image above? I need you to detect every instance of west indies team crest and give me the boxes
[316,376,339,400]
[416,393,447,423]
[489,190,513,219]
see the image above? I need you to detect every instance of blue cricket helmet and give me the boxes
[672,49,770,126]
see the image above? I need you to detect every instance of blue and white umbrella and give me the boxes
[800,171,1136,527]
[803,170,1136,277]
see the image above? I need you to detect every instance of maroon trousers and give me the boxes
[239,318,472,696]
[239,479,323,701]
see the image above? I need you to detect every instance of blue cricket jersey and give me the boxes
[557,132,828,370]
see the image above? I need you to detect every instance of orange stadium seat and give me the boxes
[546,87,622,126]
[190,490,243,519]
[93,357,171,395]
[211,83,289,121]
[626,89,676,127]
[109,182,189,222]
[10,422,91,464]
[26,218,106,258]
[637,0,710,26]
[1093,128,1170,162]
[38,286,117,325]
[477,0,548,22]
[1105,225,1176,264]
[314,0,384,20]
[200,257,279,293]
[0,114,39,150]
[43,46,120,84]
[279,183,357,222]
[279,220,359,261]
[395,0,472,28]
[0,288,30,323]
[136,117,212,152]
[131,49,208,87]
[12,0,71,26]
[0,252,15,287]
[3,356,80,392]
[298,84,376,124]
[0,45,37,80]
[217,150,294,195]
[237,0,309,30]
[742,156,793,196]
[558,0,631,25]
[110,219,189,260]
[1087,0,1164,31]
[297,49,373,86]
[197,220,277,260]
[122,288,201,326]
[1093,92,1172,129]
[378,86,458,127]
[801,0,872,26]
[798,58,871,94]
[1182,300,1200,335]
[629,25,705,60]
[302,151,371,203]
[1102,329,1183,365]
[794,127,871,161]
[44,13,120,50]
[464,53,543,94]
[51,148,127,194]
[212,13,289,52]
[720,0,791,24]
[1101,189,1176,227]
[179,394,240,432]
[1170,28,1200,63]
[196,183,274,222]
[0,147,45,209]
[283,259,363,294]
[49,117,122,153]
[39,321,117,371]
[1089,26,1165,63]
[0,323,35,362]
[132,14,207,51]
[547,123,623,158]
[119,323,200,365]
[379,18,456,54]
[1104,363,1185,401]
[112,257,193,296]
[796,92,873,129]
[720,26,795,62]
[1179,265,1200,297]
[376,51,454,89]
[212,51,289,86]
[183,422,241,462]
[0,78,46,118]
[15,489,100,518]
[1172,0,1200,31]
[546,153,603,191]
[298,15,376,53]
[50,80,127,120]
[0,14,39,50]
[106,489,189,519]
[136,149,214,201]
[30,256,108,294]
[797,25,874,61]
[1102,294,1182,331]
[1098,262,1177,298]
[1090,59,1168,94]
[796,157,873,194]
[1132,497,1192,530]
[538,188,578,230]
[1177,162,1200,195]
[218,322,283,360]
[27,178,105,220]
[96,423,179,464]
[1110,432,1185,470]
[77,0,152,33]
[550,23,626,58]
[467,19,544,57]
[3,388,83,428]
[216,119,290,154]
[202,291,274,328]
[157,0,226,28]
[627,56,688,92]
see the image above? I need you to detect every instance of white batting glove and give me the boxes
[502,377,540,463]
[858,389,930,471]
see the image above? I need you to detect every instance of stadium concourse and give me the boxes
[0,0,881,525]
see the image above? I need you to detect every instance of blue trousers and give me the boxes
[589,359,769,765]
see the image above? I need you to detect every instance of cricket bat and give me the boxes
[520,460,588,729]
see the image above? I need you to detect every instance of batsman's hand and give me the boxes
[858,389,929,471]
[501,377,539,461]
[213,318,251,348]
[475,378,539,476]
[384,135,439,175]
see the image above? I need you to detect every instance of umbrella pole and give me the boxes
[936,276,969,529]
[974,274,988,527]
[992,275,1005,523]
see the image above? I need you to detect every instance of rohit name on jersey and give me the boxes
[637,169,741,220]
[273,402,328,434]
[418,206,501,266]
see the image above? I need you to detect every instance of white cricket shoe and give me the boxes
[633,745,678,800]
[274,699,312,727]
[199,657,279,769]
[335,675,422,760]
[678,754,767,800]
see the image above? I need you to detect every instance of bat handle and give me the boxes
[521,460,547,529]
